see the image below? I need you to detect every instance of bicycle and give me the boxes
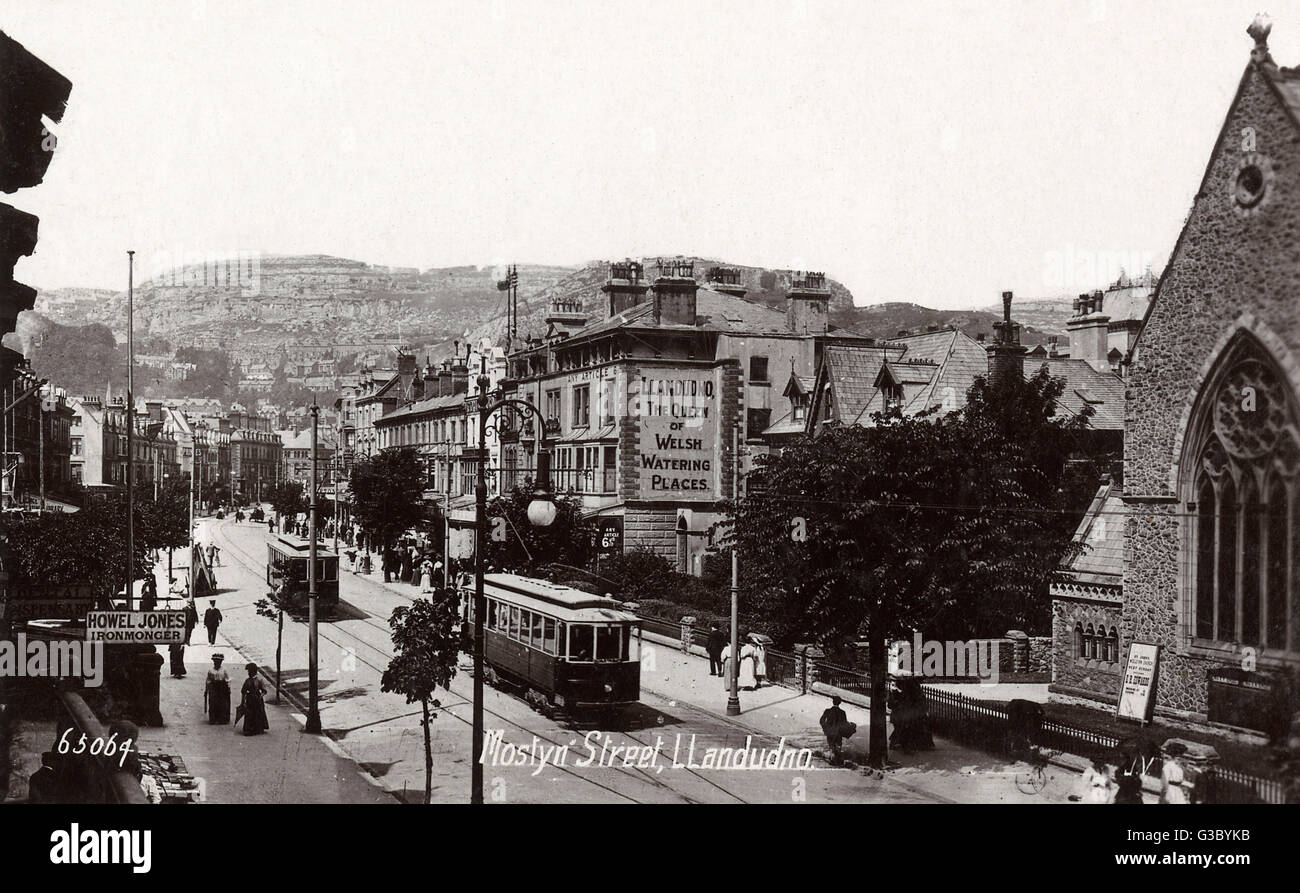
[1013,745,1058,796]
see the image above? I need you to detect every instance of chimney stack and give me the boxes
[1066,288,1111,372]
[602,260,649,317]
[651,258,699,326]
[787,271,830,335]
[986,290,1028,387]
[705,266,747,298]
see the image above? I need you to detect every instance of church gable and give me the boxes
[1127,38,1300,499]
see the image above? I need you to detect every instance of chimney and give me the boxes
[975,333,986,344]
[545,296,587,337]
[424,359,441,398]
[986,290,1028,387]
[450,350,469,395]
[1047,335,1060,358]
[705,266,747,298]
[1066,289,1111,372]
[602,260,649,317]
[651,258,698,326]
[787,272,830,335]
[438,359,453,397]
[145,399,163,421]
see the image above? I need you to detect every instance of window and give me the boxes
[569,625,593,661]
[1185,338,1300,651]
[508,606,520,639]
[749,356,769,383]
[747,407,771,437]
[532,613,544,649]
[1074,623,1084,659]
[572,385,590,428]
[1084,624,1096,660]
[596,625,623,661]
[519,610,532,645]
[556,621,567,657]
[1105,628,1119,663]
[542,618,557,655]
[545,389,561,423]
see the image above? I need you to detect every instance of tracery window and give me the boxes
[1187,340,1300,652]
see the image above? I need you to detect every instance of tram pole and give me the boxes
[472,363,488,804]
[727,424,741,716]
[305,402,322,734]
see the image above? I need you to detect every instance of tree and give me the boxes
[138,479,191,585]
[349,448,430,581]
[380,591,461,804]
[254,559,294,703]
[480,483,594,576]
[732,371,1089,767]
[266,481,307,528]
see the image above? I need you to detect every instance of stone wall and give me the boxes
[1122,60,1300,718]
[1050,595,1124,701]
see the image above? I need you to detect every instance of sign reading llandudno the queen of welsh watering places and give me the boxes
[633,369,720,501]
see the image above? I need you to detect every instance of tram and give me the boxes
[460,573,641,713]
[266,534,340,616]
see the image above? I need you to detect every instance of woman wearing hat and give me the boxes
[235,663,269,735]
[205,653,231,725]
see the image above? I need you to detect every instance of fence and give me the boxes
[765,648,801,690]
[815,660,872,696]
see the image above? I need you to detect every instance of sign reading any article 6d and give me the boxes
[85,611,187,645]
[1117,641,1161,722]
[633,369,718,500]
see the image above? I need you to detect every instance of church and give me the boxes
[1052,17,1300,736]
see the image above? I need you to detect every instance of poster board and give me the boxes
[1117,641,1160,722]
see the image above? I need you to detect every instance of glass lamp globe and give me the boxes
[526,494,557,528]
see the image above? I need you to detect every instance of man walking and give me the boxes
[819,695,856,765]
[706,623,725,677]
[183,598,199,646]
[203,599,223,646]
[211,544,221,567]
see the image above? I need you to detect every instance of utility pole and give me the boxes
[727,423,741,716]
[37,387,44,512]
[305,402,322,733]
[126,250,136,608]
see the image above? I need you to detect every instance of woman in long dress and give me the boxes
[205,653,231,724]
[720,643,732,691]
[749,636,768,688]
[737,642,758,690]
[237,663,269,735]
[419,558,434,594]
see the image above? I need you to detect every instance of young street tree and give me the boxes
[480,483,595,576]
[266,481,307,531]
[349,447,430,581]
[732,370,1093,767]
[254,559,294,703]
[379,592,461,804]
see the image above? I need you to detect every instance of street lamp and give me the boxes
[471,360,553,805]
[305,402,322,733]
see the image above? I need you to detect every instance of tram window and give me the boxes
[595,625,622,661]
[627,626,639,661]
[486,599,497,630]
[519,610,532,645]
[542,618,557,655]
[509,607,520,639]
[497,602,508,630]
[531,613,544,648]
[556,622,567,657]
[570,625,594,662]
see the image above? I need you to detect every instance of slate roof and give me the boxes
[1033,357,1125,431]
[376,391,466,424]
[1055,480,1125,587]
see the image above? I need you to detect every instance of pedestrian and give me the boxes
[1114,748,1144,805]
[141,575,158,612]
[737,639,758,690]
[419,558,434,594]
[1071,756,1116,803]
[168,641,187,678]
[205,653,231,724]
[748,633,767,688]
[167,576,186,605]
[720,641,732,688]
[706,623,724,676]
[212,545,221,567]
[205,543,215,567]
[235,663,269,735]
[183,599,199,645]
[203,599,223,645]
[1160,742,1191,804]
[819,695,856,765]
[267,518,275,533]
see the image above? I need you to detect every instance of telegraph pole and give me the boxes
[305,402,322,733]
[727,424,741,716]
[126,250,136,608]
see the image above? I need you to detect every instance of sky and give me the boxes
[3,0,1292,309]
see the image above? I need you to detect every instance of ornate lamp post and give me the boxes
[471,358,554,804]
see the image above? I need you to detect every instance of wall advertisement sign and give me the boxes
[1117,641,1161,722]
[633,369,720,501]
[85,611,187,645]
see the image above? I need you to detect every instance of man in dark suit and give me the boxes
[706,623,726,676]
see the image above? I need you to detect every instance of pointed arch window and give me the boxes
[1186,338,1300,652]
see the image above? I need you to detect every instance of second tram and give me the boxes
[266,534,340,616]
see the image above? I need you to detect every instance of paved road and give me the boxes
[200,516,1076,804]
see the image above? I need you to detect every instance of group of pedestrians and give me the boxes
[1071,741,1196,804]
[202,654,268,735]
[704,624,768,690]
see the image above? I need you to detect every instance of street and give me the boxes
[189,515,1080,804]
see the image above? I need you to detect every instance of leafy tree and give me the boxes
[267,481,307,528]
[349,448,430,581]
[174,347,236,400]
[138,479,190,555]
[731,371,1090,767]
[254,560,294,703]
[480,483,594,576]
[380,592,460,804]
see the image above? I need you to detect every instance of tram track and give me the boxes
[208,518,740,803]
